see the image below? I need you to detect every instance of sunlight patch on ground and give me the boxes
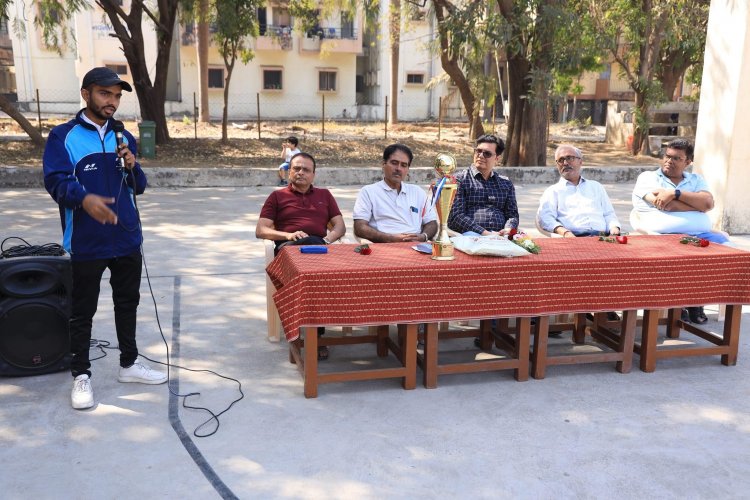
[122,425,162,442]
[221,455,266,475]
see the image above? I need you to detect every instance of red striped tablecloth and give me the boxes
[266,235,750,342]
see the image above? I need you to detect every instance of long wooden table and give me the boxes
[266,235,750,396]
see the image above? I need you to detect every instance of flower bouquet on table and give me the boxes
[508,228,542,254]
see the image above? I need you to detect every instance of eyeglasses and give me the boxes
[664,154,686,162]
[555,155,581,165]
[474,148,494,159]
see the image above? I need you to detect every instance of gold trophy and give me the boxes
[432,153,458,260]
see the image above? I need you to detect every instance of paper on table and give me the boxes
[451,235,531,257]
[412,242,433,254]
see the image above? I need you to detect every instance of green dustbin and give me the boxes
[138,120,156,159]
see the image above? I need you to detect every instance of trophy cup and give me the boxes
[432,153,458,260]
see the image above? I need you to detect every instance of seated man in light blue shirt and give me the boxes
[632,138,730,324]
[353,144,437,243]
[537,145,621,237]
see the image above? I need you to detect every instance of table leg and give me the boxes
[666,308,681,338]
[303,326,319,398]
[377,325,389,357]
[531,315,550,380]
[423,323,439,389]
[640,309,660,373]
[573,313,587,344]
[402,323,417,390]
[515,318,530,382]
[722,305,741,366]
[479,319,493,350]
[616,310,637,373]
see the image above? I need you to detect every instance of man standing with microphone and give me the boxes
[44,67,166,410]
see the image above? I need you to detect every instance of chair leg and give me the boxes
[266,281,281,342]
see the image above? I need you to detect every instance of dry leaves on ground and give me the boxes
[0,118,659,168]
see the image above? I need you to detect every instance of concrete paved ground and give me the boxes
[1,180,750,499]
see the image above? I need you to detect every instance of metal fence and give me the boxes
[3,88,612,139]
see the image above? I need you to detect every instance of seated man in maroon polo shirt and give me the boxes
[256,152,346,360]
[256,152,346,255]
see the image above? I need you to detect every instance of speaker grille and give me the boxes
[0,262,64,298]
[0,301,70,369]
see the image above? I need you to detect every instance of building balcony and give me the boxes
[300,27,362,54]
[255,25,294,51]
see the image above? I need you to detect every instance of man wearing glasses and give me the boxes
[537,144,621,237]
[632,138,730,324]
[447,134,519,235]
[353,144,438,243]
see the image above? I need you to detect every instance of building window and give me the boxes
[406,73,425,85]
[318,70,337,92]
[263,68,283,90]
[105,64,128,76]
[208,68,225,88]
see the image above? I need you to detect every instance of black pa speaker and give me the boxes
[0,254,73,376]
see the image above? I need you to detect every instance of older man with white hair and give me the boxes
[537,144,621,323]
[537,144,621,237]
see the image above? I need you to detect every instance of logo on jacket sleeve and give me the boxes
[83,163,97,172]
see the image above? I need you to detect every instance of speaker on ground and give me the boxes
[0,255,72,376]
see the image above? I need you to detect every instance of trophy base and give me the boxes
[431,241,455,261]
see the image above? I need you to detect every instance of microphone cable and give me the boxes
[99,139,245,438]
[1,237,66,258]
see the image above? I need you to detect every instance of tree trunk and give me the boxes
[197,0,210,123]
[504,56,527,166]
[389,0,400,125]
[222,58,235,143]
[631,91,649,156]
[0,94,46,147]
[98,0,179,144]
[432,0,484,139]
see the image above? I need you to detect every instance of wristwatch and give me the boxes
[674,189,681,200]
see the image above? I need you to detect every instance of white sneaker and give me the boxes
[71,374,94,410]
[118,360,167,385]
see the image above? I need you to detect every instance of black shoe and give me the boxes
[681,308,690,323]
[687,306,708,324]
[606,311,621,322]
[548,331,564,338]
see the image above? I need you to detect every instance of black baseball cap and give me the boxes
[81,67,133,92]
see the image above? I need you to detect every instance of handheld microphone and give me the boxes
[112,120,126,169]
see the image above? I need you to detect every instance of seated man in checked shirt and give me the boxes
[447,134,519,236]
[446,134,522,346]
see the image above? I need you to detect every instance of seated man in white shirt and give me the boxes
[353,144,438,243]
[537,144,621,237]
[538,144,621,322]
[632,138,730,324]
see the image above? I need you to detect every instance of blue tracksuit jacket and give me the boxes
[43,110,147,261]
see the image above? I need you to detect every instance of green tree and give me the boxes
[655,0,708,101]
[2,0,182,144]
[584,0,678,155]
[431,1,599,165]
[213,0,259,141]
[0,0,88,147]
[96,0,181,144]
